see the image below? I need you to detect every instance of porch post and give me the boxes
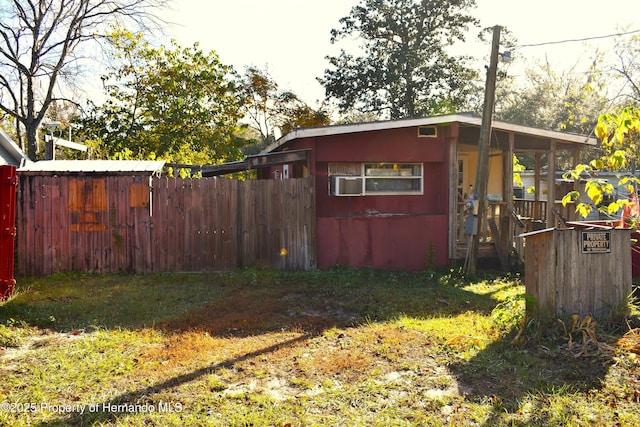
[506,132,515,251]
[448,128,459,260]
[546,140,556,227]
[534,153,541,204]
[467,25,502,275]
[505,132,515,213]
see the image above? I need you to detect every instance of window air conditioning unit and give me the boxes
[331,176,363,196]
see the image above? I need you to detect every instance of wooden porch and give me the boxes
[454,199,578,269]
[447,118,596,271]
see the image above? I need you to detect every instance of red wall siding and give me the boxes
[314,127,446,163]
[316,161,446,217]
[279,124,452,271]
[317,215,449,271]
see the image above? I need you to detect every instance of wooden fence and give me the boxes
[16,175,316,275]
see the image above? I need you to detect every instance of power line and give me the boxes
[516,29,640,49]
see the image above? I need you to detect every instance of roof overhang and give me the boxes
[262,114,598,153]
[167,149,311,177]
[18,160,166,175]
[48,136,88,152]
[0,128,30,166]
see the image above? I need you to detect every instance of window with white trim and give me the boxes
[329,162,423,196]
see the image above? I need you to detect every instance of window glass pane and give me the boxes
[328,162,361,176]
[329,162,423,195]
[364,163,421,177]
[365,178,421,192]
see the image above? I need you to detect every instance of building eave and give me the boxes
[262,113,598,153]
[17,160,166,175]
[0,128,30,166]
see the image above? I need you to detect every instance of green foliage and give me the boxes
[496,61,606,138]
[560,31,640,220]
[320,0,481,119]
[595,107,640,158]
[239,66,331,142]
[513,155,525,188]
[425,241,436,271]
[565,107,640,219]
[0,320,26,348]
[491,294,526,333]
[79,29,245,164]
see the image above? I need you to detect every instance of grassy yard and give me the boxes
[0,268,638,426]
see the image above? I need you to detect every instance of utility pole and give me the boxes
[467,25,501,275]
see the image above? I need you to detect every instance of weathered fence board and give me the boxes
[524,227,631,320]
[16,175,315,275]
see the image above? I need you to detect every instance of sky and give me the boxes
[157,0,637,106]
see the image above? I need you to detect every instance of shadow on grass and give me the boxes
[1,269,501,335]
[48,334,312,426]
[449,317,625,426]
[1,268,519,425]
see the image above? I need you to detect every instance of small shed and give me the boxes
[523,223,632,321]
[258,113,597,271]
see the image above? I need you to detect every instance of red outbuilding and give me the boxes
[258,114,597,271]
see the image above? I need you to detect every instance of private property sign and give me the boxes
[581,231,611,253]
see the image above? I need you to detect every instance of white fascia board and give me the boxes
[263,114,597,153]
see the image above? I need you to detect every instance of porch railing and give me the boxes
[456,198,579,269]
[512,199,578,230]
[512,199,547,223]
[456,201,508,243]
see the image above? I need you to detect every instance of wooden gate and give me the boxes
[16,175,315,275]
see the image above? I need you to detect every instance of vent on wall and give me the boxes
[331,176,364,196]
[418,126,437,138]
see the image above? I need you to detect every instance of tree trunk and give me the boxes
[26,119,38,160]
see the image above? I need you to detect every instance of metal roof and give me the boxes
[0,128,30,166]
[262,113,598,153]
[167,149,312,177]
[18,160,165,175]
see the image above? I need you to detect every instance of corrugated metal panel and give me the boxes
[0,145,13,166]
[18,160,165,174]
[0,129,29,166]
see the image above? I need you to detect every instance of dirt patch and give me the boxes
[158,289,358,337]
[134,288,463,406]
[0,331,85,372]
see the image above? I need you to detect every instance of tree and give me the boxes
[601,30,640,105]
[0,0,165,160]
[79,29,245,164]
[495,60,608,169]
[239,66,331,144]
[320,0,481,120]
[556,32,640,220]
[496,60,607,135]
[274,91,331,136]
[563,107,640,220]
[240,66,280,143]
